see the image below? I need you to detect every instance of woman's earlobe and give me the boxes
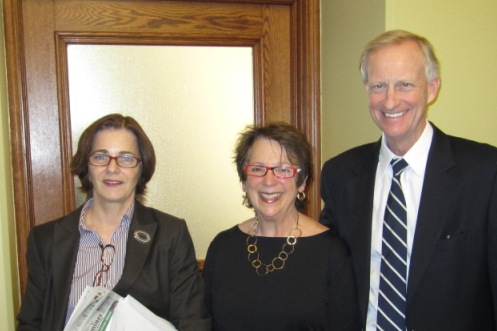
[298,176,308,192]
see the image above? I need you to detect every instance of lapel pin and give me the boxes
[134,230,151,244]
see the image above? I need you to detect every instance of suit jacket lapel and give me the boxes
[52,209,81,329]
[113,201,157,295]
[346,141,381,321]
[407,125,458,306]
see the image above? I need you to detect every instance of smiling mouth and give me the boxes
[260,193,281,200]
[104,180,121,185]
[384,110,408,118]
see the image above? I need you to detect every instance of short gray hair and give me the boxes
[359,30,440,83]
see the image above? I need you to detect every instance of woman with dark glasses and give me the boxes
[17,113,210,331]
[203,122,360,330]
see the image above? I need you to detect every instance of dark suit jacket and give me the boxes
[17,201,210,331]
[320,124,497,331]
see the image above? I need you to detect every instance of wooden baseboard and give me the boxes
[197,259,205,273]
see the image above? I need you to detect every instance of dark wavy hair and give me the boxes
[70,113,156,203]
[234,122,312,211]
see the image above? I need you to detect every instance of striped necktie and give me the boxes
[377,158,409,331]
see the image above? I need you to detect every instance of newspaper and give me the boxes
[64,286,177,331]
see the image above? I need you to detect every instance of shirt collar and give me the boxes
[379,120,433,177]
[79,198,134,232]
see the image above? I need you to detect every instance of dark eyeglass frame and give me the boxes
[88,152,142,168]
[93,243,115,287]
[243,164,301,179]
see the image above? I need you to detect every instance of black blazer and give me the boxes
[320,124,497,331]
[17,201,210,331]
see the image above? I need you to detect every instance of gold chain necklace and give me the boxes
[246,213,301,276]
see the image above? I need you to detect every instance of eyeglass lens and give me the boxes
[244,165,298,178]
[88,153,140,168]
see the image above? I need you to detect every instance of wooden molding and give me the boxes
[3,0,320,294]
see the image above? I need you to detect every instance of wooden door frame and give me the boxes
[3,0,320,292]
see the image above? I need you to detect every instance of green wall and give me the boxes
[1,0,19,328]
[321,0,385,159]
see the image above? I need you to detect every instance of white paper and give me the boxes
[64,286,121,331]
[108,295,177,331]
[64,286,177,331]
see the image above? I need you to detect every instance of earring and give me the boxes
[242,193,253,208]
[297,191,306,201]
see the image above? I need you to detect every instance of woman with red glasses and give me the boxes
[203,122,360,330]
[17,113,210,331]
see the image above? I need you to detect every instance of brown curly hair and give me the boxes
[234,122,312,211]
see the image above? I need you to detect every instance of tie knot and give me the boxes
[391,158,408,176]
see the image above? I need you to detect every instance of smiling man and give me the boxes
[320,30,497,331]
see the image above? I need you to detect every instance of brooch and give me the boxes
[133,230,151,244]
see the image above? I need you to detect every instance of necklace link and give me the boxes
[246,214,300,276]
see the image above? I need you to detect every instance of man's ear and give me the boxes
[427,77,441,104]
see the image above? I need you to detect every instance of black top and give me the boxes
[204,225,361,331]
